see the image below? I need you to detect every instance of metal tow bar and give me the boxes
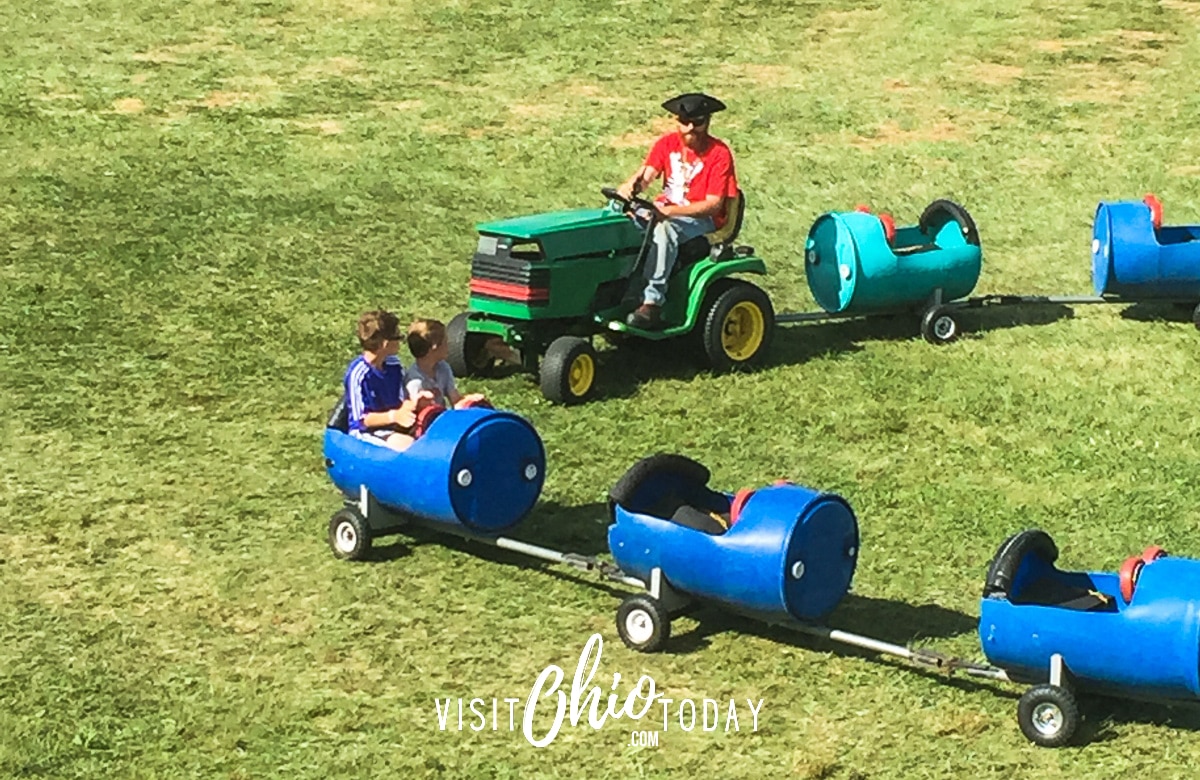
[791,624,1010,682]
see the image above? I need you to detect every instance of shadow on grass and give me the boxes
[668,593,975,651]
[1076,695,1200,744]
[967,301,1075,337]
[361,501,612,562]
[1118,300,1198,324]
[581,299,1080,401]
[655,599,1019,700]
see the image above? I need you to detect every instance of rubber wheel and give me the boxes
[447,312,496,378]
[1192,302,1200,332]
[328,506,372,561]
[921,305,960,345]
[699,281,775,372]
[615,594,670,653]
[1017,684,1079,748]
[539,336,598,405]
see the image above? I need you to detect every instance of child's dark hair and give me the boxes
[357,310,401,351]
[407,318,446,359]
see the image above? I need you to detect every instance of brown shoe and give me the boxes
[626,303,663,329]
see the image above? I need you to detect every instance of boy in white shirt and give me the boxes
[406,318,488,409]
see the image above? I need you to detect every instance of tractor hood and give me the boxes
[476,207,644,260]
[476,207,628,240]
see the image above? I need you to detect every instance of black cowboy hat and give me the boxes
[662,93,726,121]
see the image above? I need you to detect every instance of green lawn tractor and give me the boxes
[447,188,775,404]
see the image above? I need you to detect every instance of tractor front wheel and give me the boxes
[447,312,497,378]
[540,336,598,405]
[699,281,775,372]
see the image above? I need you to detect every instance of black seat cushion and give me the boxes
[674,235,712,269]
[1012,576,1117,612]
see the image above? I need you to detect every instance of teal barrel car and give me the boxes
[799,200,983,344]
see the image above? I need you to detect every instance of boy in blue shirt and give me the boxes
[344,309,431,451]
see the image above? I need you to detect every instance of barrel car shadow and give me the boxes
[665,593,978,656]
[1118,300,1196,323]
[966,301,1074,336]
[1076,695,1200,744]
[365,500,613,562]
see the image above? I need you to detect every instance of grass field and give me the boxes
[5,0,1200,776]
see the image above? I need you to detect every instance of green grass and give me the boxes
[5,0,1200,776]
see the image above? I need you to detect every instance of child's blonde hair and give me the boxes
[407,318,446,359]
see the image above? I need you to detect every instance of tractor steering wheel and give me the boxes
[601,187,660,218]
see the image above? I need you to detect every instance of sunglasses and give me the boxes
[676,115,710,127]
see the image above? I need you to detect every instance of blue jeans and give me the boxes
[641,216,715,306]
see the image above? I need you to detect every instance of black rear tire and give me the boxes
[328,506,372,561]
[1017,684,1079,748]
[699,280,774,372]
[615,594,670,653]
[539,336,598,405]
[447,312,496,378]
[1192,302,1200,332]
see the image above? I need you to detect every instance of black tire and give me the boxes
[1017,684,1079,748]
[447,312,496,378]
[328,506,372,561]
[539,336,598,405]
[615,594,670,653]
[919,199,980,246]
[1192,302,1200,332]
[920,305,960,345]
[699,281,775,372]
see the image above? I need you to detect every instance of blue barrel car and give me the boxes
[1093,195,1200,322]
[979,529,1200,747]
[803,199,982,344]
[323,398,546,559]
[606,454,860,652]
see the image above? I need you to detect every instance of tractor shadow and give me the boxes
[588,300,1077,401]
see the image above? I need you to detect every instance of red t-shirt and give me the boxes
[644,132,738,228]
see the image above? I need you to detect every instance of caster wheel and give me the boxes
[615,594,670,653]
[328,506,372,561]
[1017,684,1079,748]
[921,305,960,345]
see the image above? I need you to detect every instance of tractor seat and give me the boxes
[675,190,748,268]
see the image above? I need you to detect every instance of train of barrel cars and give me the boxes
[323,193,1200,748]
